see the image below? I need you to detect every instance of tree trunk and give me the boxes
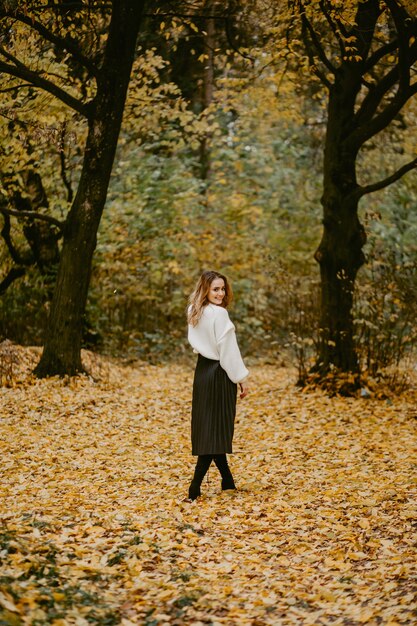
[34,1,145,377]
[314,75,366,374]
[315,200,366,373]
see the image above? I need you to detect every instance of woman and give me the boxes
[186,270,249,501]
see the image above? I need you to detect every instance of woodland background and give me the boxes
[0,0,417,380]
[1,3,417,625]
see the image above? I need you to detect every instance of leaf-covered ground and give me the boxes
[1,348,417,626]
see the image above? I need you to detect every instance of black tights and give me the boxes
[189,454,235,500]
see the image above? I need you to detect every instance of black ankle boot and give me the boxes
[214,455,236,491]
[188,480,202,501]
[188,455,212,500]
[221,475,236,491]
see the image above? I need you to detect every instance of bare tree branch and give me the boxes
[19,2,112,13]
[300,13,333,88]
[355,156,417,198]
[385,0,412,93]
[0,44,27,69]
[26,3,228,18]
[224,15,255,63]
[0,83,33,94]
[353,64,399,128]
[364,38,399,72]
[145,11,231,20]
[301,10,337,81]
[0,58,91,118]
[0,207,65,231]
[348,1,417,146]
[58,123,74,204]
[7,10,99,78]
[348,0,382,65]
[351,0,417,140]
[0,210,31,265]
[348,62,417,149]
[0,267,26,295]
[319,0,345,56]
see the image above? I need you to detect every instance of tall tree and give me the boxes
[0,0,147,376]
[281,0,417,374]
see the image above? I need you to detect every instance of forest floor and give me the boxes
[1,347,417,626]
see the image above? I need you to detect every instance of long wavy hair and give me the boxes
[187,270,233,326]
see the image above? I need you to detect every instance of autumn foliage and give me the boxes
[1,348,417,624]
[1,1,417,382]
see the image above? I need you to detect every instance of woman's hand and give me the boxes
[239,382,249,399]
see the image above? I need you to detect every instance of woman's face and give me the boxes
[207,277,226,305]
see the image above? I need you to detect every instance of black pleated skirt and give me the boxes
[191,354,238,456]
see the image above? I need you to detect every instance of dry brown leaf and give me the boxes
[1,349,416,624]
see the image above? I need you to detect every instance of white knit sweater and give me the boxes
[188,303,249,384]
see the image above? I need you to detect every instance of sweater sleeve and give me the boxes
[214,308,249,384]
